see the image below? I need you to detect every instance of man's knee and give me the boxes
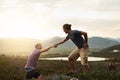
[68,57,74,61]
[81,57,88,65]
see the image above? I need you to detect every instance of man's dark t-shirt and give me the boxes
[66,30,85,49]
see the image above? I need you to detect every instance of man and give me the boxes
[25,43,54,80]
[54,24,90,74]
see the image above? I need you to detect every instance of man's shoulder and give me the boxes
[72,30,81,33]
[33,49,41,54]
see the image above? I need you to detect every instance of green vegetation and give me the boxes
[90,52,120,58]
[90,45,120,58]
[0,55,26,80]
[0,55,120,80]
[100,44,120,52]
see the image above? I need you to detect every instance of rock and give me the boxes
[70,78,79,80]
[52,74,71,80]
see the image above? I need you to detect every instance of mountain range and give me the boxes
[44,36,120,49]
[88,37,119,49]
[117,38,120,42]
[0,37,119,55]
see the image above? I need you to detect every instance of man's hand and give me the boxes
[83,43,89,49]
[53,44,58,48]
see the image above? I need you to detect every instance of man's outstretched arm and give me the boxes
[40,45,53,53]
[54,38,69,47]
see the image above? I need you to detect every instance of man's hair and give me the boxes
[35,43,41,48]
[63,24,71,30]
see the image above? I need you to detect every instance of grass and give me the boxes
[90,52,120,58]
[0,55,120,80]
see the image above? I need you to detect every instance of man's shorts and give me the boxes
[68,48,89,65]
[25,68,40,79]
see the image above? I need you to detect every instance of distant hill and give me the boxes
[43,36,75,49]
[42,36,120,55]
[116,38,120,42]
[106,37,120,43]
[46,36,120,49]
[0,37,119,55]
[88,37,120,49]
[42,36,76,55]
[90,44,120,58]
[100,44,120,53]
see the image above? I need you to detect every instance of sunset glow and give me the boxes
[0,0,120,39]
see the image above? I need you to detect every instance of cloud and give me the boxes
[0,0,120,38]
[97,0,120,11]
[1,0,120,20]
[50,0,120,22]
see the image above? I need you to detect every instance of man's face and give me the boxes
[37,44,42,49]
[63,28,68,34]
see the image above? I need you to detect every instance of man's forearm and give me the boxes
[84,33,88,43]
[41,46,52,53]
[56,38,68,46]
[56,40,65,45]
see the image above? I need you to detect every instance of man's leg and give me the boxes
[80,48,90,73]
[32,69,42,80]
[68,58,75,73]
[68,48,79,73]
[82,57,90,73]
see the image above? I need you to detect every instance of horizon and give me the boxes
[0,35,119,39]
[0,35,119,55]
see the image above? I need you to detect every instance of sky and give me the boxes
[0,0,120,40]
